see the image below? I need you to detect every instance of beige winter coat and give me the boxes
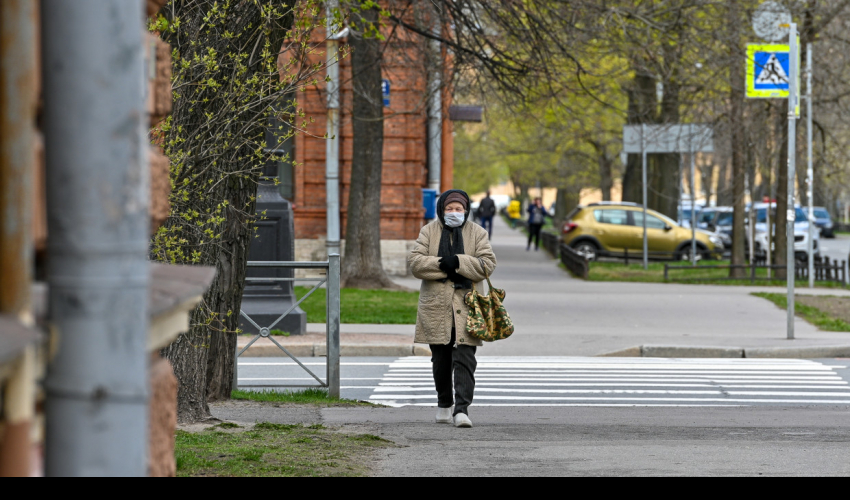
[408,220,497,347]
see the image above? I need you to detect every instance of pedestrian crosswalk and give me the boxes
[368,356,850,407]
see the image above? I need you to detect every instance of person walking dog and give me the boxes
[408,189,497,428]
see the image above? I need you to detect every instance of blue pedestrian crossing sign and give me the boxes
[381,79,390,107]
[746,44,790,98]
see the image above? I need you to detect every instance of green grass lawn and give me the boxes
[293,286,418,324]
[175,422,392,477]
[752,293,850,332]
[587,260,848,288]
[231,388,372,406]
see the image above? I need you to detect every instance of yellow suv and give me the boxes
[562,203,723,261]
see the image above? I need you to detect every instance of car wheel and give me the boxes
[572,241,599,261]
[677,245,705,262]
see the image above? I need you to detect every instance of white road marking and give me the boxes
[371,357,850,408]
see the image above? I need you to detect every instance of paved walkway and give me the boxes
[393,216,850,356]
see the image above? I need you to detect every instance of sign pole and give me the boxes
[787,24,799,341]
[690,124,697,266]
[806,44,815,289]
[641,123,648,270]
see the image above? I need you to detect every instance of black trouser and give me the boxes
[430,328,477,416]
[528,223,543,249]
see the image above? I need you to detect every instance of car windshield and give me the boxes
[699,211,715,224]
[814,209,830,219]
[716,212,733,226]
[755,207,807,223]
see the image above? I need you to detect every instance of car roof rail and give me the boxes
[587,201,641,208]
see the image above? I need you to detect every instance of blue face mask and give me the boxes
[444,212,466,228]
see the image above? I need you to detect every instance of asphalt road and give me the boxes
[237,356,850,407]
[223,356,850,476]
[819,233,850,264]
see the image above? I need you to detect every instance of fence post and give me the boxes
[625,248,629,266]
[664,264,669,281]
[327,254,341,399]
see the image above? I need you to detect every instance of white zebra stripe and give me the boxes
[370,357,850,408]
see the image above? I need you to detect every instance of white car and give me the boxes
[751,204,819,261]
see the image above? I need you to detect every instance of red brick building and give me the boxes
[290,28,456,274]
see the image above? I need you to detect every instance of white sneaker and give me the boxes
[436,407,453,424]
[453,413,473,428]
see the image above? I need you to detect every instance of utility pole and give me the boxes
[806,44,815,289]
[786,24,800,340]
[326,0,341,256]
[42,0,150,476]
[641,123,648,270]
[426,10,442,193]
[690,125,697,266]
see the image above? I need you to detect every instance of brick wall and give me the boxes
[293,31,439,241]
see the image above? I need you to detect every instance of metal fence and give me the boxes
[236,255,341,398]
[664,255,847,285]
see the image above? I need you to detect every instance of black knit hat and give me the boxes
[437,189,471,225]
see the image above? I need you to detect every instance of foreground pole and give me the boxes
[43,0,150,476]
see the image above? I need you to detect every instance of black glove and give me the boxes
[438,255,460,274]
[447,269,473,289]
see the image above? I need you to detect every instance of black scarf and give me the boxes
[436,190,471,288]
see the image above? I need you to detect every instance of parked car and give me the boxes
[751,203,820,262]
[695,207,734,249]
[806,206,835,238]
[562,203,723,261]
[677,202,704,229]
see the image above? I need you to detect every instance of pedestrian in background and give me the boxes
[478,191,496,239]
[507,199,521,228]
[527,197,549,251]
[408,189,497,429]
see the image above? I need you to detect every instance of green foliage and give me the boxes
[149,1,346,340]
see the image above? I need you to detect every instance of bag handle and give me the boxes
[477,257,495,292]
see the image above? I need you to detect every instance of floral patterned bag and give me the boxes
[464,268,514,342]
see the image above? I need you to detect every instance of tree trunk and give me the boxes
[648,154,681,219]
[700,163,714,205]
[775,100,789,278]
[621,70,655,204]
[341,5,398,290]
[156,1,293,422]
[728,0,747,278]
[593,144,614,201]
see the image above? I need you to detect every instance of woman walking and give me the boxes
[526,197,549,251]
[408,189,497,428]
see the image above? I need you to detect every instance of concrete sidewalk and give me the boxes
[260,215,850,358]
[209,402,850,477]
[460,216,850,357]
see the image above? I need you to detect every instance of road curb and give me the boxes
[597,344,850,359]
[238,343,431,358]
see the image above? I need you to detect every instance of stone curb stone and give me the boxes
[596,346,642,357]
[641,345,744,358]
[598,344,850,359]
[239,343,431,358]
[744,345,850,359]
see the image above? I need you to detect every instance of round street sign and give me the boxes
[753,1,792,42]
